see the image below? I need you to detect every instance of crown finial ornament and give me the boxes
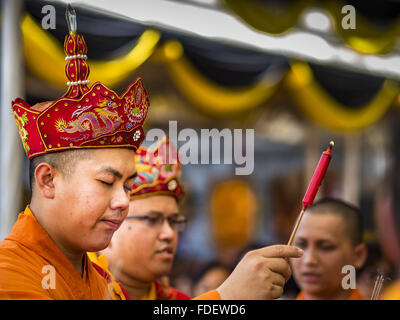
[66,4,77,35]
[11,5,149,160]
[63,3,90,98]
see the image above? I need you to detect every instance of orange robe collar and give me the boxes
[4,206,107,299]
[296,288,367,300]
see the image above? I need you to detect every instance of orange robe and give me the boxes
[0,206,219,300]
[0,206,124,300]
[193,290,221,300]
[296,288,366,300]
[379,280,400,300]
[88,252,220,300]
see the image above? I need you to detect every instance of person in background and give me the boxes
[290,198,367,300]
[192,261,232,297]
[92,137,304,300]
[373,187,400,300]
[356,242,394,299]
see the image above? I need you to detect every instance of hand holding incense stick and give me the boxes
[287,141,334,245]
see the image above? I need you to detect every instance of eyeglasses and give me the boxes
[125,213,187,232]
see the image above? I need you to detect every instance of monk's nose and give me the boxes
[303,247,318,265]
[110,188,130,211]
[158,219,175,241]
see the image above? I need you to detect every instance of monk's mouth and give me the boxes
[102,219,122,231]
[156,247,173,253]
[301,273,321,282]
[155,248,174,258]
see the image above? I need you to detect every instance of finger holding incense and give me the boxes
[256,245,304,281]
[216,245,303,299]
[256,244,304,259]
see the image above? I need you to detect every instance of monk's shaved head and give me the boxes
[29,149,93,193]
[306,198,364,246]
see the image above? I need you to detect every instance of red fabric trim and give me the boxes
[154,280,191,300]
[91,261,130,300]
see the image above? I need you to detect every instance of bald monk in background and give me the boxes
[290,198,367,300]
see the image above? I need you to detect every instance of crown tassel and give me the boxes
[62,32,90,98]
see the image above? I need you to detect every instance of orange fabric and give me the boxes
[0,207,112,299]
[193,289,221,300]
[296,288,366,300]
[380,280,400,300]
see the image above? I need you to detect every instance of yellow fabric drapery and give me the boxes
[287,61,399,132]
[224,0,400,55]
[21,13,161,89]
[323,1,400,55]
[223,0,312,35]
[153,41,284,116]
[21,12,399,131]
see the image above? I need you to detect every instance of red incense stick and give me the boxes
[288,141,334,245]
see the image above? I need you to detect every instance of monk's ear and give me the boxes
[34,163,57,199]
[354,243,368,270]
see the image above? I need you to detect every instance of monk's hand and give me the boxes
[216,245,303,300]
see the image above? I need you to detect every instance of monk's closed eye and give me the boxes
[98,180,113,187]
[317,242,336,251]
[319,245,336,251]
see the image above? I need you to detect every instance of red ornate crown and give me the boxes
[130,137,184,202]
[12,5,149,160]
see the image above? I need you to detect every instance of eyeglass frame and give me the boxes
[125,212,187,232]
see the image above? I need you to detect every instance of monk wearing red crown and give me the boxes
[89,136,191,300]
[0,5,147,299]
